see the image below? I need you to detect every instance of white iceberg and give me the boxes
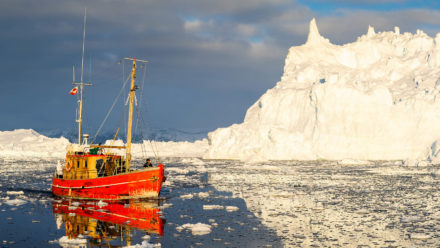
[205,19,440,162]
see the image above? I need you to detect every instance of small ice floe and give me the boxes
[58,236,87,245]
[176,223,212,235]
[410,234,430,240]
[6,191,24,195]
[124,240,161,248]
[180,194,194,199]
[161,203,173,209]
[31,220,40,223]
[203,205,224,210]
[5,198,27,206]
[225,206,239,212]
[97,200,108,207]
[198,192,209,198]
[48,239,58,244]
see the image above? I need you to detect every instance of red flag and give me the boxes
[70,86,78,95]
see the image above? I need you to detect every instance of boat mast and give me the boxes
[124,57,148,169]
[73,8,92,145]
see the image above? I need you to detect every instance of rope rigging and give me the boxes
[91,73,131,144]
[88,59,161,165]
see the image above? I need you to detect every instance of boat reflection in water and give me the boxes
[52,198,164,247]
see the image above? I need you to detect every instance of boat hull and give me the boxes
[52,199,164,236]
[52,164,164,200]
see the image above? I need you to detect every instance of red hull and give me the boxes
[52,199,164,236]
[52,164,164,200]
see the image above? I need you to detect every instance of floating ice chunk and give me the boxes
[58,236,87,245]
[180,194,194,199]
[177,223,212,235]
[162,203,173,208]
[6,191,24,195]
[203,205,224,210]
[410,234,430,240]
[225,206,239,212]
[5,199,26,206]
[198,192,209,198]
[125,240,161,248]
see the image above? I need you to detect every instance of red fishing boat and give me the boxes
[52,12,165,200]
[52,198,164,246]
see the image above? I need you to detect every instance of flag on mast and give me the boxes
[70,86,78,95]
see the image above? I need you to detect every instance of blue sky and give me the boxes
[1,0,440,138]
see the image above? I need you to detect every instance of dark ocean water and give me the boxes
[0,158,280,248]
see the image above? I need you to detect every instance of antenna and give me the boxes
[80,8,86,85]
[73,66,75,83]
[73,8,92,145]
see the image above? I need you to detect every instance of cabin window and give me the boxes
[96,159,104,177]
[77,161,80,168]
[85,161,88,168]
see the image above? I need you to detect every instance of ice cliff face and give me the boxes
[205,19,440,161]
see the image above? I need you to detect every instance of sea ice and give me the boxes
[225,206,239,212]
[5,199,26,206]
[6,191,24,195]
[176,223,212,235]
[180,194,194,199]
[58,236,87,245]
[203,205,224,210]
[198,192,209,198]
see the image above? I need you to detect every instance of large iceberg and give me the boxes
[205,19,440,161]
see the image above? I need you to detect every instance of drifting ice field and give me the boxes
[1,158,440,247]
